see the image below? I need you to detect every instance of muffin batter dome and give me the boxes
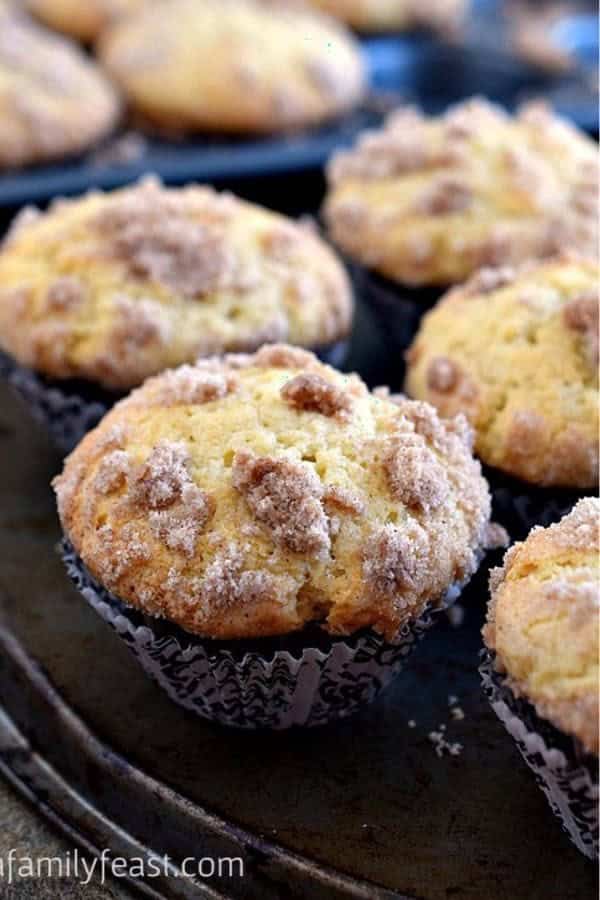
[484,498,599,755]
[405,255,599,487]
[0,177,353,390]
[0,10,120,168]
[98,0,366,133]
[324,99,598,286]
[54,345,492,640]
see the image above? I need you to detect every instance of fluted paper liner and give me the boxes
[0,351,109,454]
[480,651,598,860]
[63,540,461,730]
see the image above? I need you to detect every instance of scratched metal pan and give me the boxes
[0,313,597,900]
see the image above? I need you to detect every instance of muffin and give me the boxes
[481,499,599,859]
[54,344,492,728]
[98,0,366,135]
[404,255,599,537]
[323,98,599,356]
[302,0,465,33]
[0,176,353,451]
[0,9,120,169]
[27,0,147,42]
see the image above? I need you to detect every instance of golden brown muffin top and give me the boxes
[0,177,353,390]
[484,499,599,755]
[405,255,599,488]
[54,345,492,641]
[98,0,366,134]
[324,98,598,287]
[0,9,120,168]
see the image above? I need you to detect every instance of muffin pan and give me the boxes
[0,308,596,898]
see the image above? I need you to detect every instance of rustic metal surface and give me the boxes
[0,297,597,900]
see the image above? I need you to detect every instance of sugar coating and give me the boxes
[484,498,600,754]
[324,99,599,287]
[280,372,353,419]
[405,255,599,487]
[0,178,352,389]
[98,0,365,135]
[0,9,119,169]
[54,345,491,640]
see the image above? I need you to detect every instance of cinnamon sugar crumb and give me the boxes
[414,178,472,216]
[281,373,352,420]
[323,485,365,516]
[198,542,286,613]
[94,450,131,495]
[562,291,599,368]
[153,365,238,406]
[426,357,460,393]
[232,450,330,557]
[383,435,449,512]
[150,483,214,557]
[45,276,86,312]
[363,522,430,599]
[93,183,239,298]
[462,266,516,296]
[131,440,192,510]
[252,344,318,370]
[112,295,172,349]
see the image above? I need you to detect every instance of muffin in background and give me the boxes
[481,498,599,859]
[98,0,366,135]
[0,176,353,450]
[323,98,598,356]
[404,255,598,536]
[55,344,493,728]
[27,0,146,42]
[0,9,120,169]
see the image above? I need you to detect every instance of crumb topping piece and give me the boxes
[232,450,330,558]
[562,290,599,368]
[280,372,352,420]
[383,435,449,512]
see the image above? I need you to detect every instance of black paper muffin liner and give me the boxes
[0,350,114,455]
[0,340,349,455]
[485,466,590,543]
[63,540,464,730]
[480,651,598,860]
[349,265,442,364]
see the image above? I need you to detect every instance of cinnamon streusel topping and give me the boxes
[54,345,491,640]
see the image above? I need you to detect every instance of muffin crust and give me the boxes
[0,10,120,168]
[0,178,353,390]
[98,0,366,134]
[324,99,598,287]
[405,255,599,487]
[54,346,492,640]
[484,499,599,755]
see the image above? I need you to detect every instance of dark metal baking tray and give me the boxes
[0,300,597,899]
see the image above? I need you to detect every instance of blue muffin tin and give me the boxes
[0,5,596,208]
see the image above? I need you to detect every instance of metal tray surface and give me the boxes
[0,308,597,900]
